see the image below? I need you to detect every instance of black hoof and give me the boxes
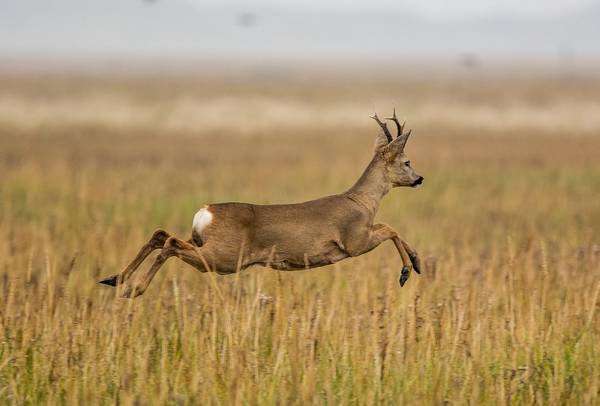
[410,255,422,274]
[399,266,410,287]
[98,275,118,286]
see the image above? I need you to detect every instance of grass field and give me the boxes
[1,75,600,404]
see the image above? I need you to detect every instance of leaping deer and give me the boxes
[99,110,424,297]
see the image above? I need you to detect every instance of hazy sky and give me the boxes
[1,0,599,60]
[188,0,595,17]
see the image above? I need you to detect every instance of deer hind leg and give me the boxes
[98,229,170,287]
[121,237,212,298]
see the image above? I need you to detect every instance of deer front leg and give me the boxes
[373,224,422,275]
[392,235,414,287]
[351,224,417,287]
[400,239,421,274]
[99,229,171,287]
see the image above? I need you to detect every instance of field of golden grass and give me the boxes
[1,75,600,404]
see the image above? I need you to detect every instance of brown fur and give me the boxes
[99,112,424,297]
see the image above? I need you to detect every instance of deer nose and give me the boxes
[412,176,424,187]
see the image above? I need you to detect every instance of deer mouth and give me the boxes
[411,176,424,188]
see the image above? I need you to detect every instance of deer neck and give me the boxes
[346,156,391,215]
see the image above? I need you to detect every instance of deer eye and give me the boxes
[405,161,411,167]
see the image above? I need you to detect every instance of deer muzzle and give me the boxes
[411,176,424,187]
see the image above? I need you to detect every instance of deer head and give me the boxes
[370,109,424,188]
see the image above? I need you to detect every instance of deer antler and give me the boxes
[385,108,412,150]
[370,113,393,143]
[384,108,406,137]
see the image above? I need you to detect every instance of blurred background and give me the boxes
[1,0,600,134]
[2,0,600,73]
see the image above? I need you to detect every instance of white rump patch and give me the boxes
[192,206,213,235]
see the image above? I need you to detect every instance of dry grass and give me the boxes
[1,75,600,404]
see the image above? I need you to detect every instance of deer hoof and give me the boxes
[98,274,119,287]
[410,255,422,274]
[399,266,411,287]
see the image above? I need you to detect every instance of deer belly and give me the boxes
[267,241,349,270]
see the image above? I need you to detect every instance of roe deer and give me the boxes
[99,110,424,297]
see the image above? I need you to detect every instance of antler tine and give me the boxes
[370,113,393,143]
[384,108,405,137]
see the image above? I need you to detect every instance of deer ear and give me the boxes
[373,131,390,153]
[388,129,411,153]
